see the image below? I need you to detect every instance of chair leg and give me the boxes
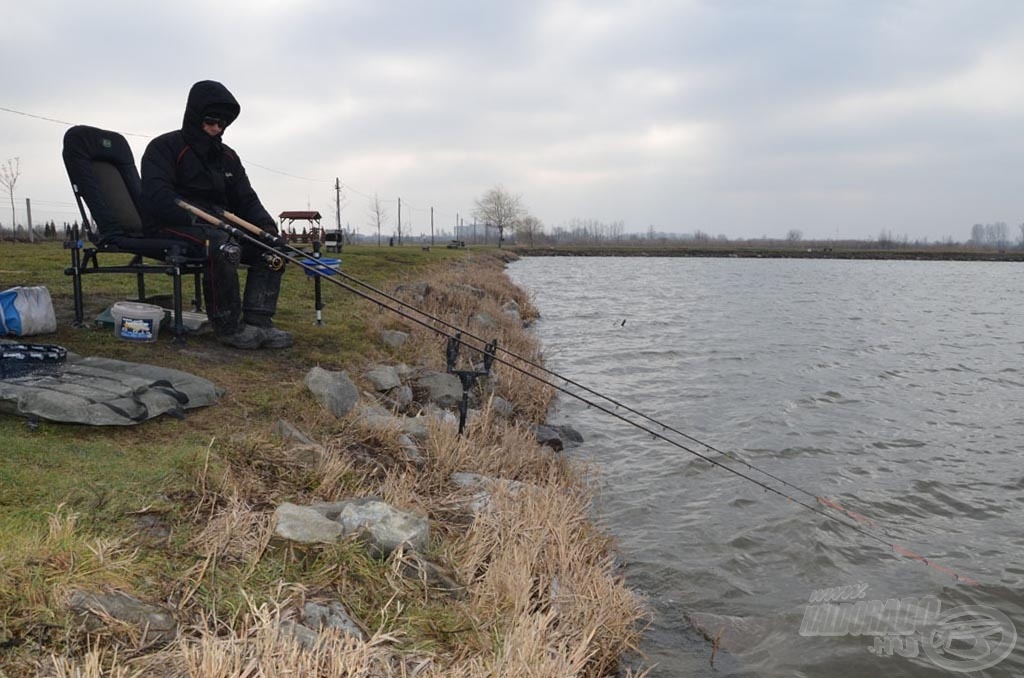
[172,267,186,344]
[72,274,86,327]
[68,245,86,328]
[192,272,203,312]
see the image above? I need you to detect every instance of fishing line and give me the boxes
[211,205,873,520]
[178,200,981,585]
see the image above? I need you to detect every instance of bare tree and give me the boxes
[473,185,524,248]
[517,214,543,247]
[970,223,985,246]
[990,221,1009,249]
[367,193,388,247]
[786,228,803,243]
[0,157,20,243]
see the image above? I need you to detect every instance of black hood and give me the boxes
[181,80,240,143]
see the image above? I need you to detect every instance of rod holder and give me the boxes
[445,333,499,435]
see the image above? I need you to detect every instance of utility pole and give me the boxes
[335,178,341,235]
[430,206,434,246]
[397,197,402,245]
[25,198,33,243]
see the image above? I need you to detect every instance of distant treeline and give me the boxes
[509,217,1024,253]
[0,220,64,241]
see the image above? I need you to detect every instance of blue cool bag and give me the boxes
[0,286,57,336]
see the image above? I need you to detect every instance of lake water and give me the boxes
[507,257,1024,678]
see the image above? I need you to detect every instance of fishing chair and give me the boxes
[62,125,203,340]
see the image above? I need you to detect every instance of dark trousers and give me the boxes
[156,223,284,334]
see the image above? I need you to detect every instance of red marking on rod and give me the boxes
[816,496,881,528]
[890,544,980,586]
[815,498,980,585]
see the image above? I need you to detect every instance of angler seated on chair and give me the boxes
[139,79,291,350]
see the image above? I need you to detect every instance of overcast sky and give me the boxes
[3,1,1024,241]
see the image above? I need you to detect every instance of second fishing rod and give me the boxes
[179,199,912,535]
[198,203,862,517]
[174,198,981,580]
[176,197,983,585]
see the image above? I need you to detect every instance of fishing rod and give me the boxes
[208,206,856,516]
[176,199,980,585]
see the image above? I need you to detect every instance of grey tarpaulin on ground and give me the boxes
[0,343,222,425]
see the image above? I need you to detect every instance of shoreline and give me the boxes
[512,245,1024,262]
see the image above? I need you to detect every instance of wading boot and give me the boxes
[216,324,263,350]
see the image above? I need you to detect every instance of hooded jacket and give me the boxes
[140,80,276,233]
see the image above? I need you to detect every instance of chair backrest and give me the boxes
[62,126,144,241]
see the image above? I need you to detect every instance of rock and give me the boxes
[274,502,343,544]
[356,401,391,419]
[530,424,564,451]
[397,434,425,467]
[365,365,401,392]
[452,283,485,298]
[395,282,430,302]
[355,402,396,431]
[450,472,489,489]
[308,501,352,521]
[502,300,521,321]
[68,590,177,644]
[400,556,463,598]
[401,415,430,440]
[686,612,771,654]
[389,384,414,408]
[336,498,429,555]
[394,363,414,381]
[302,601,366,641]
[304,367,359,418]
[278,620,321,650]
[358,404,430,440]
[426,405,459,427]
[490,396,514,419]
[414,371,463,409]
[273,418,316,446]
[471,312,497,329]
[555,424,584,446]
[379,330,409,349]
[451,472,527,514]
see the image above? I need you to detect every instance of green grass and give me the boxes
[0,239,481,670]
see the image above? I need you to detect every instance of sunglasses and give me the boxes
[202,116,227,128]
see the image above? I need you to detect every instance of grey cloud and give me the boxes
[5,1,1024,239]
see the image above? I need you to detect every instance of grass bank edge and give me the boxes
[0,242,648,676]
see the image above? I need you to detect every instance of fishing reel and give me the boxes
[261,251,286,271]
[218,241,242,266]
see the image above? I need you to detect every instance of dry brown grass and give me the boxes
[29,252,648,677]
[367,253,555,422]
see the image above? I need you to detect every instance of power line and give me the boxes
[1,104,474,227]
[0,105,153,138]
[244,161,332,184]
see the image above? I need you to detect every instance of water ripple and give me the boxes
[510,257,1024,678]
